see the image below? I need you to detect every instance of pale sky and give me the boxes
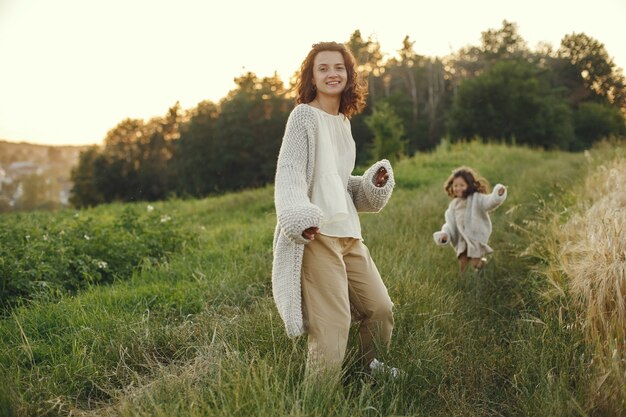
[1,0,625,146]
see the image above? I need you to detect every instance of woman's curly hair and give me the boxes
[295,41,367,119]
[444,166,490,198]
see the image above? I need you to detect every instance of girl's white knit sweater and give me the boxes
[433,185,507,253]
[272,104,395,338]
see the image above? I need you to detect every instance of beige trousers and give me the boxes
[301,234,394,373]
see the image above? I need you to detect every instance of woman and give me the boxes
[272,41,399,378]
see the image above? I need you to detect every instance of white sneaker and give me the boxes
[368,358,403,378]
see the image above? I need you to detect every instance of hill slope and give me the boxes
[0,141,623,416]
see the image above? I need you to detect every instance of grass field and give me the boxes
[1,140,624,416]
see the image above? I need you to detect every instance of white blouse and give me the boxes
[307,105,362,239]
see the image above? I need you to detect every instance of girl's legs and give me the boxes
[343,239,394,367]
[458,252,486,272]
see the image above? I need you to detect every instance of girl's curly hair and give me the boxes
[295,41,367,119]
[444,166,490,198]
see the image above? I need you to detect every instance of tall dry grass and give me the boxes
[557,156,626,414]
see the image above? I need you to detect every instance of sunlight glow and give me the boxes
[0,0,624,146]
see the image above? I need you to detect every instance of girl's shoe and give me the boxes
[476,257,488,270]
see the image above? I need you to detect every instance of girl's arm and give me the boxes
[479,183,507,212]
[433,208,454,246]
[348,159,395,212]
[274,109,323,245]
[433,231,449,245]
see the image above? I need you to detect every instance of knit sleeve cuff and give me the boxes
[483,183,507,211]
[362,159,395,211]
[277,203,323,245]
[433,231,448,246]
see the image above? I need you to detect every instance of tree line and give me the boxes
[70,21,626,207]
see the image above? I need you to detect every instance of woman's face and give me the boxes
[312,50,347,98]
[452,176,468,198]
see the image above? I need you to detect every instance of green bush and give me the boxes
[573,101,626,150]
[447,60,575,149]
[0,204,194,309]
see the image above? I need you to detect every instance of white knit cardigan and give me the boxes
[433,184,507,250]
[272,104,395,338]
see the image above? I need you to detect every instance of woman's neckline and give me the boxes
[305,103,343,117]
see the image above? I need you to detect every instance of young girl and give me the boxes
[433,166,507,272]
[272,41,399,379]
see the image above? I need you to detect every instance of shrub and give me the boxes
[0,204,194,310]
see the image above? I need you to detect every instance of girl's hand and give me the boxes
[497,185,507,196]
[302,227,320,241]
[375,167,389,187]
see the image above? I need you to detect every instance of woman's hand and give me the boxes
[497,185,507,196]
[302,227,320,241]
[374,167,389,187]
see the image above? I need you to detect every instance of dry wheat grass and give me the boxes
[560,159,626,344]
[558,157,626,413]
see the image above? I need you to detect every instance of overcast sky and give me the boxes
[1,0,625,146]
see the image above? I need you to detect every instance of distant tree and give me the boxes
[344,31,383,164]
[448,60,575,149]
[73,105,181,204]
[398,36,421,122]
[557,33,626,111]
[136,129,170,200]
[67,25,626,209]
[99,118,144,201]
[448,20,529,83]
[173,100,220,196]
[381,37,449,152]
[425,59,448,142]
[70,146,105,207]
[201,72,291,192]
[365,101,406,163]
[346,30,384,102]
[480,20,529,62]
[383,37,422,153]
[135,104,180,200]
[573,102,626,149]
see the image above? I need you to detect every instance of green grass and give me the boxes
[0,140,623,416]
